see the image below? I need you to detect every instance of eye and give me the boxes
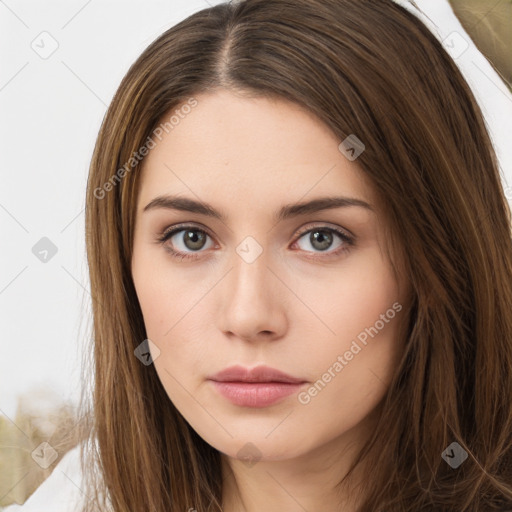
[155,224,214,261]
[292,225,354,258]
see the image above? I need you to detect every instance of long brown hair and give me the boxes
[80,0,512,510]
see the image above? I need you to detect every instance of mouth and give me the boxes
[207,364,308,408]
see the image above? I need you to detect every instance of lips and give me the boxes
[208,365,308,408]
[208,364,307,384]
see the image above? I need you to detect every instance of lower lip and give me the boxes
[209,380,305,408]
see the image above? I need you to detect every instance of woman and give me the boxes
[7,0,512,510]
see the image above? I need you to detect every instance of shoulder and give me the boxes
[4,444,86,512]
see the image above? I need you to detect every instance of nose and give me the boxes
[217,246,288,343]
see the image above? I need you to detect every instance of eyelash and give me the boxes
[155,223,355,262]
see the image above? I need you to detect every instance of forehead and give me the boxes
[136,90,377,215]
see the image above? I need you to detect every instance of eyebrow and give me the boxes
[143,194,373,222]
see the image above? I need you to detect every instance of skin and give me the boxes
[131,89,409,512]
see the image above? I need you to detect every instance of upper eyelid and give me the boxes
[160,222,353,239]
[295,222,354,238]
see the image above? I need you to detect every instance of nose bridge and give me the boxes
[218,234,288,340]
[230,237,274,305]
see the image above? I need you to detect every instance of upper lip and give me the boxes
[208,365,307,384]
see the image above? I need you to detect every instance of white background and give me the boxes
[1,0,511,420]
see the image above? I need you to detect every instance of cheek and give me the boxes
[131,249,215,387]
[337,261,401,344]
[132,247,207,338]
[294,247,402,351]
[294,250,403,408]
[131,260,207,417]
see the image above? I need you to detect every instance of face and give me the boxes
[131,89,408,463]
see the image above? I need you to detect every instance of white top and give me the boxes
[3,2,511,510]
